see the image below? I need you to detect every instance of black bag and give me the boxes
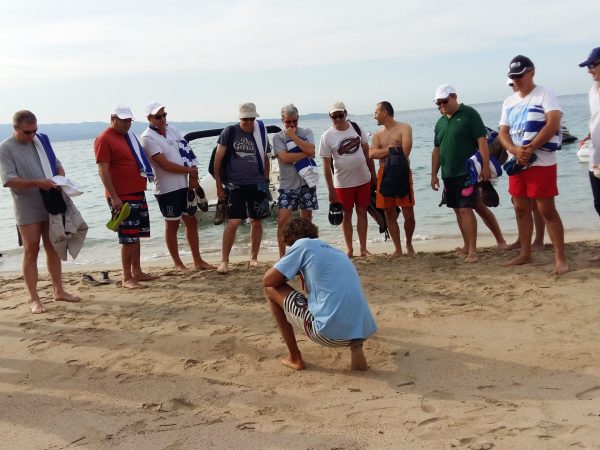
[379,147,411,200]
[208,125,236,181]
[481,181,500,207]
[40,188,66,215]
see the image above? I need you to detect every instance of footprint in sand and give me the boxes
[158,398,196,413]
[236,422,256,431]
[576,386,600,400]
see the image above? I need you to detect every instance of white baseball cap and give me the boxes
[239,102,260,119]
[145,101,165,116]
[433,84,456,102]
[329,101,346,114]
[111,105,134,120]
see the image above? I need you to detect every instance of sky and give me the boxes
[0,0,597,124]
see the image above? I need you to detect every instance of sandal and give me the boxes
[106,203,131,232]
[97,271,111,284]
[81,274,99,285]
[195,186,209,212]
[186,189,198,216]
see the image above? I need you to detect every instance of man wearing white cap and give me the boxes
[94,105,158,288]
[319,101,376,257]
[431,84,491,263]
[213,102,271,273]
[578,47,600,262]
[498,55,569,275]
[140,102,215,272]
[0,110,81,313]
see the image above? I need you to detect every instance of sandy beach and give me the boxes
[2,238,600,449]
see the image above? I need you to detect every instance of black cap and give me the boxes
[507,55,534,76]
[328,202,343,226]
[579,47,600,67]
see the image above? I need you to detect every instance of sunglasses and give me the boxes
[284,119,298,125]
[330,113,346,120]
[435,98,449,106]
[241,117,255,122]
[21,128,38,135]
[153,113,167,120]
[587,61,600,70]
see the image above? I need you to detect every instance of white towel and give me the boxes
[32,136,54,179]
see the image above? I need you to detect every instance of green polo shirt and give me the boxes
[434,104,486,179]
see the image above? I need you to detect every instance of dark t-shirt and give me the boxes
[434,104,486,179]
[217,124,271,185]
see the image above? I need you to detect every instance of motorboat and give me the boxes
[562,126,578,144]
[577,140,591,163]
[184,126,282,224]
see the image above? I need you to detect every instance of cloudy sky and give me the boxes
[0,0,597,123]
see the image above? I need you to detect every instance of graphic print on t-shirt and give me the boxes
[232,137,258,163]
[337,136,361,155]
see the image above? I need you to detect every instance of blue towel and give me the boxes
[125,131,154,182]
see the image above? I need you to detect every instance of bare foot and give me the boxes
[122,279,146,289]
[391,250,403,257]
[507,240,520,250]
[249,259,259,268]
[589,254,600,263]
[360,249,372,257]
[553,260,570,275]
[350,342,368,371]
[175,265,191,273]
[504,254,533,266]
[280,355,305,370]
[31,299,47,314]
[195,260,216,270]
[496,242,509,250]
[346,249,354,258]
[532,242,545,252]
[405,243,415,257]
[54,292,81,302]
[464,253,479,263]
[133,272,159,282]
[217,262,229,274]
[455,246,468,255]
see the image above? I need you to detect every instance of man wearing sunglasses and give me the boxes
[140,102,215,272]
[319,101,377,257]
[498,55,569,275]
[272,104,318,257]
[213,102,271,273]
[0,110,81,313]
[431,84,491,263]
[578,47,600,263]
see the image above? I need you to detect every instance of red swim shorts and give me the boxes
[335,181,371,210]
[508,165,558,199]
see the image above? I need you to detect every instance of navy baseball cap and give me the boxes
[507,55,534,77]
[579,47,600,67]
[328,202,343,226]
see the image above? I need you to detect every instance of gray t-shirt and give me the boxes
[217,124,271,185]
[0,136,62,225]
[272,127,315,190]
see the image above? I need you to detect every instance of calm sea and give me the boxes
[0,94,597,272]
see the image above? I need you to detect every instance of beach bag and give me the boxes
[208,125,236,181]
[481,181,499,208]
[379,147,410,200]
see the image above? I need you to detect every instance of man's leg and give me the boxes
[531,199,545,251]
[356,206,370,257]
[249,218,263,266]
[130,242,159,282]
[40,221,80,302]
[182,215,214,270]
[401,206,416,256]
[474,198,508,249]
[219,219,241,273]
[384,207,402,256]
[264,284,305,370]
[121,243,144,289]
[453,208,469,255]
[277,208,293,257]
[342,207,355,257]
[535,197,569,274]
[457,207,478,263]
[165,219,187,271]
[589,172,600,262]
[505,196,533,266]
[18,222,45,313]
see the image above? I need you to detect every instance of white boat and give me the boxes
[184,126,282,224]
[577,141,591,163]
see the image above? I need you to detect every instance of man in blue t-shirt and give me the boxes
[263,217,377,371]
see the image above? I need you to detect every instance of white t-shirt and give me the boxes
[318,122,370,188]
[141,125,189,195]
[589,83,600,170]
[499,85,562,167]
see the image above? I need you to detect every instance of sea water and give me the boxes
[0,94,597,272]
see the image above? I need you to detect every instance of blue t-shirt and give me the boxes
[274,238,377,340]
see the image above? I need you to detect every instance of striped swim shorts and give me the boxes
[107,192,150,245]
[283,290,352,348]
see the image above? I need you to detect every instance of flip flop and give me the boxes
[81,273,99,285]
[106,203,131,232]
[195,186,209,212]
[186,189,198,216]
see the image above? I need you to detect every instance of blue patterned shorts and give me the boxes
[278,185,319,211]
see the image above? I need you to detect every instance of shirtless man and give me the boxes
[369,101,416,256]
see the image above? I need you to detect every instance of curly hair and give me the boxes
[282,217,319,246]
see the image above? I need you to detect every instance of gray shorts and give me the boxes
[283,290,352,348]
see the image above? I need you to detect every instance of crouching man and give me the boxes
[263,217,377,371]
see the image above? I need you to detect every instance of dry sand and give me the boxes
[2,240,600,449]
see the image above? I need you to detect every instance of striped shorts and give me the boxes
[283,290,352,348]
[107,192,150,245]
